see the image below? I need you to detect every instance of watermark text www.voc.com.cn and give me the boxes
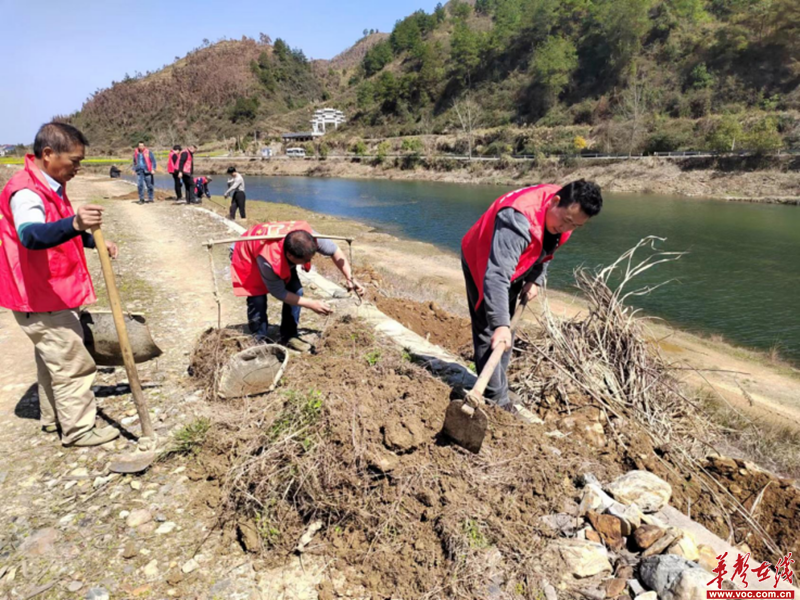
[707,591,794,599]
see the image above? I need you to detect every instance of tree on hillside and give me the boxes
[595,0,654,73]
[363,40,393,77]
[453,93,481,159]
[451,21,482,85]
[530,36,578,108]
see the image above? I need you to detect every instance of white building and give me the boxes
[310,108,346,135]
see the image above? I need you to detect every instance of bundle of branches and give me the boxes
[187,327,256,397]
[512,236,783,560]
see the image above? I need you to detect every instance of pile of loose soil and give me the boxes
[200,317,626,599]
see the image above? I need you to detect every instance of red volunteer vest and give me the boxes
[461,184,571,308]
[167,150,178,174]
[133,148,153,172]
[231,221,313,297]
[0,155,96,312]
[179,150,193,174]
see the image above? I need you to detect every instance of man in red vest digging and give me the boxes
[231,220,364,352]
[461,179,603,418]
[0,122,121,447]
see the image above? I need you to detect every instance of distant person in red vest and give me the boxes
[230,221,364,352]
[132,141,156,204]
[461,179,603,418]
[177,145,197,204]
[0,122,121,447]
[167,144,182,200]
[193,176,212,199]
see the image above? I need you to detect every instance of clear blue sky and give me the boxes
[0,0,441,145]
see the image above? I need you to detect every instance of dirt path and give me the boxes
[0,176,272,598]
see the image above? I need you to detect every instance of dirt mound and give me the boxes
[203,317,625,599]
[373,296,473,357]
[113,188,174,201]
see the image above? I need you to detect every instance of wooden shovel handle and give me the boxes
[92,227,155,440]
[471,297,528,398]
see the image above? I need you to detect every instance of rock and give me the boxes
[92,476,109,489]
[119,510,130,519]
[556,540,613,578]
[633,524,666,550]
[122,541,137,559]
[85,588,110,600]
[642,528,681,558]
[605,471,672,513]
[126,509,152,528]
[130,480,142,490]
[628,579,645,596]
[156,521,177,535]
[635,593,658,600]
[65,481,77,490]
[19,527,59,556]
[604,578,627,598]
[237,521,261,553]
[540,514,577,537]
[587,511,624,551]
[67,581,83,592]
[606,503,643,536]
[143,559,158,577]
[579,484,615,516]
[586,530,602,544]
[181,558,199,574]
[70,467,89,478]
[615,565,634,580]
[696,544,718,572]
[668,533,700,562]
[155,514,167,523]
[137,522,157,535]
[166,570,183,586]
[639,554,712,600]
[366,449,399,473]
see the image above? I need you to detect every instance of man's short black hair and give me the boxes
[173,144,182,151]
[226,166,236,174]
[557,179,603,217]
[137,140,145,145]
[33,122,89,158]
[284,230,318,261]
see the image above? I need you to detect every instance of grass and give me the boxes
[365,349,382,366]
[162,417,211,458]
[462,519,490,549]
[269,389,324,446]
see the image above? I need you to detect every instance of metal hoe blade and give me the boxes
[108,450,157,474]
[442,398,488,454]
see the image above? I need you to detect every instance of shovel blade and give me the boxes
[80,310,162,366]
[108,450,157,474]
[442,399,488,454]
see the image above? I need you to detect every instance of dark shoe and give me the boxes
[65,426,120,447]
[41,424,58,434]
[137,200,145,205]
[498,392,543,424]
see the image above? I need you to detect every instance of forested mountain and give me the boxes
[68,0,799,155]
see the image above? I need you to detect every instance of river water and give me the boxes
[137,174,800,363]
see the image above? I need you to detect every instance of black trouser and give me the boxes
[245,268,303,341]
[229,190,246,219]
[172,172,182,199]
[182,174,196,203]
[462,256,524,406]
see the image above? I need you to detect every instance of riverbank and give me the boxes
[73,152,800,204]
[188,155,800,204]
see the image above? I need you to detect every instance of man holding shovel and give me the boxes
[461,179,603,417]
[231,220,364,351]
[0,122,120,447]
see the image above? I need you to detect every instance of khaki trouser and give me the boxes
[13,309,97,445]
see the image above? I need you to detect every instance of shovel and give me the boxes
[92,227,157,473]
[442,297,527,454]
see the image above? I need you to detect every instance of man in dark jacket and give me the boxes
[193,176,212,199]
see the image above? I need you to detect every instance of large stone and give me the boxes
[604,578,627,598]
[587,511,624,551]
[579,484,615,516]
[668,533,700,562]
[642,528,681,558]
[19,528,59,556]
[126,509,152,528]
[605,471,672,513]
[143,559,159,578]
[633,524,666,550]
[696,544,718,572]
[556,540,613,578]
[639,554,712,600]
[635,593,658,600]
[606,503,643,536]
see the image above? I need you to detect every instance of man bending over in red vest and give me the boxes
[231,220,365,352]
[0,122,121,447]
[461,179,603,419]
